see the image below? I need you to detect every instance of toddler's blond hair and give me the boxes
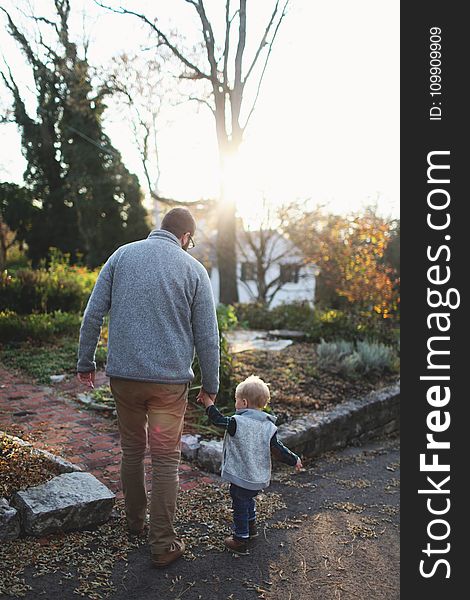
[235,375,270,409]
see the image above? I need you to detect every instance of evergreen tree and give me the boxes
[1,1,149,267]
[0,182,35,270]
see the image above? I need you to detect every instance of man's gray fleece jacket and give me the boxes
[77,229,220,394]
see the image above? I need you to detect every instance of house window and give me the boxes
[280,264,300,284]
[241,262,256,281]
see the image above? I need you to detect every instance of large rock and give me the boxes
[0,498,20,541]
[197,440,223,473]
[181,434,201,461]
[11,472,115,536]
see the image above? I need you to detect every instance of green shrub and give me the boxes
[216,303,238,332]
[232,302,398,348]
[269,301,315,329]
[233,300,315,331]
[232,302,271,329]
[316,339,354,369]
[316,339,398,379]
[307,309,399,347]
[307,310,357,341]
[0,310,81,343]
[4,245,31,273]
[0,249,98,314]
[356,340,397,374]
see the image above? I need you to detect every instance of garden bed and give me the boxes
[0,433,62,500]
[76,341,399,439]
[230,342,398,423]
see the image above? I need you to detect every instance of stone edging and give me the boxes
[181,383,400,474]
[0,432,114,541]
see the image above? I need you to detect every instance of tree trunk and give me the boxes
[214,85,239,305]
[0,242,6,272]
[217,200,238,305]
[217,147,239,304]
[0,221,9,272]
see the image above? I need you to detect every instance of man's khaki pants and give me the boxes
[110,378,188,557]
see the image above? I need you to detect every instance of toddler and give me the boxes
[199,375,302,554]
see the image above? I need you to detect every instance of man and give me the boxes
[77,207,219,567]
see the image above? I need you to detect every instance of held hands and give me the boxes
[295,458,303,472]
[77,371,95,389]
[196,388,217,408]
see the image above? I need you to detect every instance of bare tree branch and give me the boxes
[0,7,41,69]
[137,122,154,197]
[37,31,61,64]
[185,95,216,115]
[227,0,247,143]
[17,7,61,38]
[236,236,252,262]
[95,1,212,82]
[234,0,246,90]
[243,0,280,83]
[238,278,257,301]
[186,0,218,79]
[222,0,231,87]
[0,60,35,130]
[265,275,283,294]
[242,0,289,131]
[266,278,286,304]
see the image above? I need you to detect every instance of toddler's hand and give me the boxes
[295,458,303,472]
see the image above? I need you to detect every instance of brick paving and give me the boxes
[0,366,217,499]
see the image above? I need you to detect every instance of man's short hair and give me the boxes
[235,375,271,409]
[161,208,196,238]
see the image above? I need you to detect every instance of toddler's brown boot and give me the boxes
[224,535,249,555]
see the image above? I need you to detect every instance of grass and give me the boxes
[0,336,107,384]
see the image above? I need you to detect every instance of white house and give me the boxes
[190,229,317,308]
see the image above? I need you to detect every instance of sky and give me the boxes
[0,0,399,224]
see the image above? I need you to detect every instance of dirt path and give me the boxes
[3,436,399,600]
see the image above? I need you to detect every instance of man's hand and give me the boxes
[295,458,303,472]
[196,388,217,408]
[77,371,95,389]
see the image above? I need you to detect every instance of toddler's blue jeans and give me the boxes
[229,483,259,539]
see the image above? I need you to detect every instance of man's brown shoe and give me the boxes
[152,540,186,568]
[224,535,249,555]
[128,524,148,538]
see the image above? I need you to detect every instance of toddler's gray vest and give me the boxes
[221,409,277,490]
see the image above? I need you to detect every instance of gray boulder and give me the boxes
[0,498,20,541]
[11,472,115,536]
[197,440,223,473]
[181,434,201,461]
